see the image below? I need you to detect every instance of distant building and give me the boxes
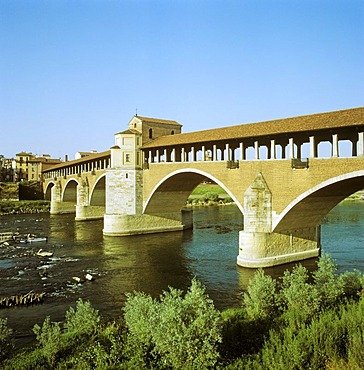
[15,152,35,181]
[8,152,62,182]
[27,155,62,182]
[0,157,17,182]
[75,150,98,160]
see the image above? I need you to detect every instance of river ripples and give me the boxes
[0,202,363,347]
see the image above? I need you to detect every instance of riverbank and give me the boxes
[0,200,50,215]
[1,255,363,369]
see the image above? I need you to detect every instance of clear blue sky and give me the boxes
[1,0,363,159]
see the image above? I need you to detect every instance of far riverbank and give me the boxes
[0,200,50,215]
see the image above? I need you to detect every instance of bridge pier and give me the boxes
[50,181,76,214]
[237,227,321,268]
[103,209,192,236]
[237,173,320,268]
[103,144,193,236]
[75,178,105,220]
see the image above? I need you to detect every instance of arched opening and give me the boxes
[44,182,54,201]
[63,179,78,203]
[144,169,244,217]
[274,172,364,232]
[90,176,106,206]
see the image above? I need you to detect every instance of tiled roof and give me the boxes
[142,107,364,149]
[134,115,182,126]
[116,129,141,135]
[43,150,111,172]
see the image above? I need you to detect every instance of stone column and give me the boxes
[309,136,317,158]
[171,148,176,162]
[202,145,206,161]
[332,134,339,157]
[288,138,295,159]
[191,146,195,162]
[181,148,185,162]
[225,143,230,161]
[270,139,276,159]
[239,142,245,160]
[254,141,259,160]
[357,132,364,156]
[213,145,217,161]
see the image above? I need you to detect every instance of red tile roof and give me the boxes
[142,107,364,149]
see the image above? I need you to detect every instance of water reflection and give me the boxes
[0,201,363,348]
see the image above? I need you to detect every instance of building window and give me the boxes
[171,130,174,135]
[149,128,153,139]
[125,154,130,163]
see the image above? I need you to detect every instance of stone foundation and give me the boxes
[103,209,193,236]
[75,205,105,221]
[50,201,76,214]
[237,226,321,268]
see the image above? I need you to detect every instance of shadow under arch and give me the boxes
[273,170,364,232]
[143,168,244,216]
[44,181,56,201]
[90,174,106,206]
[62,178,79,203]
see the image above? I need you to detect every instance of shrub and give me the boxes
[277,264,320,328]
[339,270,363,300]
[0,318,14,363]
[64,298,100,336]
[33,316,62,366]
[124,278,222,369]
[202,192,220,203]
[313,253,343,309]
[243,269,277,321]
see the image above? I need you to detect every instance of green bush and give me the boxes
[0,318,14,363]
[202,192,220,203]
[124,278,222,369]
[313,253,343,309]
[64,298,100,336]
[277,264,320,329]
[339,269,363,300]
[33,316,62,366]
[243,269,277,321]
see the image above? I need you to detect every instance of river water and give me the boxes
[0,201,363,347]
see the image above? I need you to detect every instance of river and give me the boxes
[0,201,363,347]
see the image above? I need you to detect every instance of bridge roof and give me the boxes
[142,107,364,149]
[43,150,111,172]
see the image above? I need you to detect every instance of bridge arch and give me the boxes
[143,168,244,216]
[90,174,106,206]
[62,178,79,203]
[274,170,364,232]
[44,181,56,201]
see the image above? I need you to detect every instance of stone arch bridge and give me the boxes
[43,107,364,267]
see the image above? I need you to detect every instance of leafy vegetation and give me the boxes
[1,254,364,369]
[0,200,50,215]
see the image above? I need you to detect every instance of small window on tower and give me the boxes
[125,154,130,163]
[149,128,153,139]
